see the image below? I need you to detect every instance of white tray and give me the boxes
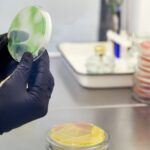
[59,42,134,88]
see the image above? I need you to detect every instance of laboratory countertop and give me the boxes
[0,58,149,150]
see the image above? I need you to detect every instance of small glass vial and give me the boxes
[46,122,109,150]
[86,45,114,74]
[133,41,150,103]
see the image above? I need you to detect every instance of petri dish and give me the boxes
[8,6,52,62]
[46,122,109,150]
[133,41,150,103]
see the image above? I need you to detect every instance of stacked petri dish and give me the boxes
[133,41,150,103]
[46,122,109,150]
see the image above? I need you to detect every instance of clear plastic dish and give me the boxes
[46,122,109,150]
[8,6,52,62]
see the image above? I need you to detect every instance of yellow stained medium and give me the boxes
[49,123,106,147]
[95,45,106,56]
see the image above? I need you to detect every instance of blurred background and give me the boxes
[0,0,150,87]
[0,1,150,150]
[0,0,100,53]
[0,0,149,54]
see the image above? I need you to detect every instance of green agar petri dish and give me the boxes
[8,6,52,62]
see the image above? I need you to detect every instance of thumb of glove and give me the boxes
[10,52,33,87]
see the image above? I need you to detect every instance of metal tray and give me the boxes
[59,42,134,88]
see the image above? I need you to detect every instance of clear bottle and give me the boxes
[86,45,114,74]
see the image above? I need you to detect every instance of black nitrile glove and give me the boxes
[0,33,18,81]
[0,34,54,134]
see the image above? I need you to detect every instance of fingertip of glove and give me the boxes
[0,33,7,39]
[41,50,49,59]
[21,52,33,64]
[36,50,49,64]
[0,34,8,45]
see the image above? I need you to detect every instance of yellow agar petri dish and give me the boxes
[47,122,109,150]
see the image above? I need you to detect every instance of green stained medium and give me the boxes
[34,18,46,35]
[9,30,29,43]
[10,15,21,29]
[8,6,51,62]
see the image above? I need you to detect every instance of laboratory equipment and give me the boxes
[133,41,150,103]
[46,122,109,150]
[107,30,137,73]
[8,6,52,62]
[59,42,134,88]
[86,45,114,74]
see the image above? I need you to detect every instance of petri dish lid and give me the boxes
[48,122,107,147]
[140,41,150,51]
[8,6,52,62]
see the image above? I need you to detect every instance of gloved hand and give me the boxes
[0,34,54,134]
[0,33,18,81]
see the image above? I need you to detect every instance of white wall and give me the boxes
[122,0,150,36]
[0,0,100,52]
[134,0,150,36]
